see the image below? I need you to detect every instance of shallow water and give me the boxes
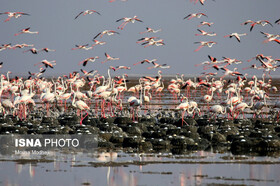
[1,150,280,186]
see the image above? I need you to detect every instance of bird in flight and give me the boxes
[72,44,92,50]
[195,29,216,36]
[92,40,106,48]
[40,48,56,53]
[194,41,216,51]
[224,33,247,42]
[116,16,143,30]
[241,20,273,31]
[133,59,157,65]
[139,27,162,34]
[93,30,119,39]
[184,13,207,20]
[0,12,30,22]
[260,31,280,44]
[34,60,56,68]
[147,61,170,69]
[110,66,131,71]
[14,27,39,36]
[141,39,165,48]
[198,21,214,27]
[23,48,39,54]
[101,53,120,64]
[78,57,99,66]
[75,10,101,19]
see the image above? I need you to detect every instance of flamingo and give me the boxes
[0,43,12,51]
[183,13,207,20]
[116,16,143,30]
[72,44,92,50]
[72,92,90,125]
[176,97,195,126]
[93,30,119,39]
[12,43,34,49]
[141,39,165,48]
[0,12,30,22]
[139,27,161,34]
[40,48,56,53]
[133,59,157,66]
[78,57,99,66]
[242,20,273,31]
[128,85,143,121]
[23,48,39,54]
[233,95,260,118]
[147,62,170,69]
[34,60,56,68]
[101,53,119,64]
[224,33,247,42]
[92,40,106,47]
[74,10,101,19]
[137,37,158,43]
[198,21,214,27]
[194,41,217,51]
[110,66,131,71]
[195,29,216,36]
[14,27,38,36]
[209,105,227,120]
[220,67,243,79]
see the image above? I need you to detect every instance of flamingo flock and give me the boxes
[0,0,279,126]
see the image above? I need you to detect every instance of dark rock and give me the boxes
[114,117,132,124]
[123,136,142,148]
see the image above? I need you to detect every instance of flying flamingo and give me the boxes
[220,67,243,79]
[116,16,143,30]
[92,40,106,47]
[0,43,12,51]
[184,13,208,20]
[133,59,157,66]
[93,30,119,39]
[74,10,101,19]
[23,48,39,54]
[195,29,216,36]
[78,56,99,66]
[198,21,213,27]
[72,44,92,50]
[72,92,90,125]
[141,39,165,48]
[194,41,217,51]
[224,33,247,42]
[14,27,38,36]
[34,60,56,68]
[241,20,273,31]
[12,43,34,49]
[0,12,30,22]
[139,27,161,34]
[110,66,131,71]
[101,53,119,64]
[40,48,56,53]
[147,61,170,69]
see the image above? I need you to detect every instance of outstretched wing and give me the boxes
[75,11,84,19]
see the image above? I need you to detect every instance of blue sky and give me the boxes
[0,0,280,77]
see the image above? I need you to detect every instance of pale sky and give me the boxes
[0,0,280,77]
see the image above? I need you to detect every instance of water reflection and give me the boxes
[1,151,280,186]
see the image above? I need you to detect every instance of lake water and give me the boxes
[1,150,280,186]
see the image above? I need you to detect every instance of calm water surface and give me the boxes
[1,150,280,186]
